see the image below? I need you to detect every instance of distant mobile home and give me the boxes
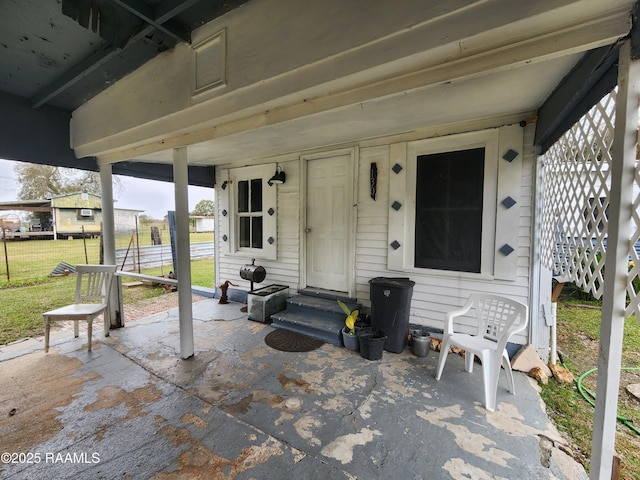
[51,192,103,237]
[0,193,143,239]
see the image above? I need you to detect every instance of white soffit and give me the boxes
[123,54,581,166]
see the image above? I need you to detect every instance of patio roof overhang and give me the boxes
[57,1,635,172]
[0,0,248,187]
[0,199,52,213]
[1,1,637,176]
[536,1,640,153]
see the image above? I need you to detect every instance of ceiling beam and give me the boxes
[31,0,197,109]
[112,161,216,188]
[111,0,191,44]
[31,44,121,109]
[154,0,203,23]
[30,22,178,109]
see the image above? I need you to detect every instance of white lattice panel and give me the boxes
[541,90,640,318]
[629,130,640,317]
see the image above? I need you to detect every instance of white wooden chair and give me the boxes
[435,293,529,411]
[43,264,117,352]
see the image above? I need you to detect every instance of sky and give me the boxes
[0,158,214,219]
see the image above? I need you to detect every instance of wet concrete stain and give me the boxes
[84,384,162,423]
[223,389,285,416]
[196,355,260,402]
[275,410,295,426]
[181,412,209,429]
[154,424,286,479]
[0,352,97,461]
[277,372,314,394]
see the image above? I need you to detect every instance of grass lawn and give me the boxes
[0,258,214,345]
[540,288,640,479]
[0,226,213,284]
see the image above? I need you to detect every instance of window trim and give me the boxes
[403,130,498,278]
[237,178,264,249]
[223,164,278,260]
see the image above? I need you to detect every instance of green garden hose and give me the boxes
[575,366,640,436]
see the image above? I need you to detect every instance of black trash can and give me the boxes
[369,277,415,353]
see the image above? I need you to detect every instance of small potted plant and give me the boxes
[338,300,359,351]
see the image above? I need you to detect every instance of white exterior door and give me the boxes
[305,151,353,293]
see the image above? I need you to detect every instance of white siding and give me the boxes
[353,126,534,345]
[215,121,535,345]
[355,145,391,301]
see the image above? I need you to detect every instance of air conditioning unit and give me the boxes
[80,209,93,217]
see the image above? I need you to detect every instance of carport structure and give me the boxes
[2,1,640,478]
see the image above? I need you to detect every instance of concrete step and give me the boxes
[285,295,360,320]
[270,293,362,346]
[297,288,357,304]
[270,311,345,346]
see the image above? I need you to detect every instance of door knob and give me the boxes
[305,228,312,233]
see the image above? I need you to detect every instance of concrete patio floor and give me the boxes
[0,298,587,479]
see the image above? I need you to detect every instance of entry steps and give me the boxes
[270,288,361,346]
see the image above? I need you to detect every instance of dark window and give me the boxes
[237,178,263,249]
[250,179,262,212]
[239,217,251,247]
[252,217,263,248]
[415,148,484,273]
[238,181,249,212]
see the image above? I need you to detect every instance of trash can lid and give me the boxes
[368,277,415,288]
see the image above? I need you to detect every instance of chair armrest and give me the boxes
[444,301,474,335]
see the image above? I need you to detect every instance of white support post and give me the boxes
[173,147,194,359]
[550,304,557,365]
[99,163,116,265]
[99,163,122,328]
[52,208,58,241]
[590,40,638,479]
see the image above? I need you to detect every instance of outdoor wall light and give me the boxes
[268,166,286,186]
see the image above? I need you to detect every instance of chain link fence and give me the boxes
[0,221,214,284]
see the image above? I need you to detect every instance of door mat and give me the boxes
[264,329,324,352]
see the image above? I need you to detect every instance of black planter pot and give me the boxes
[357,328,387,360]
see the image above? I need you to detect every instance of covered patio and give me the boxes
[3,1,640,478]
[0,298,584,479]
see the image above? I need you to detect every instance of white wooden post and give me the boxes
[52,208,58,241]
[99,163,122,328]
[590,40,638,479]
[173,147,194,359]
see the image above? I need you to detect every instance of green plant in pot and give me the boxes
[338,300,360,351]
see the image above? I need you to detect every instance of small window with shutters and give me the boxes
[218,164,278,260]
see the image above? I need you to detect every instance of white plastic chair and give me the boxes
[435,293,529,411]
[43,264,117,352]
